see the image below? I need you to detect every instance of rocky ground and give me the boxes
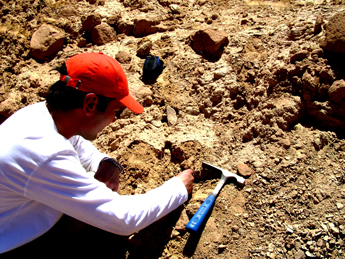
[1,0,345,258]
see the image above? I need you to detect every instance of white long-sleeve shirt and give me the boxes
[0,102,188,253]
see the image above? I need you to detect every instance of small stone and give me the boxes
[238,228,246,235]
[214,67,228,79]
[237,162,254,177]
[286,225,294,233]
[294,249,305,259]
[231,225,240,232]
[336,202,344,209]
[329,223,340,235]
[295,241,302,250]
[169,4,180,14]
[321,224,328,232]
[151,120,162,127]
[166,106,177,126]
[137,40,153,56]
[290,50,309,63]
[82,13,102,33]
[30,24,65,60]
[305,251,316,258]
[232,233,240,240]
[170,230,180,238]
[115,51,132,64]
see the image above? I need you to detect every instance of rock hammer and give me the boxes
[186,162,245,233]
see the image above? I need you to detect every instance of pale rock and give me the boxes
[214,67,228,80]
[167,106,178,126]
[169,4,180,14]
[294,249,305,259]
[336,202,344,209]
[329,223,340,235]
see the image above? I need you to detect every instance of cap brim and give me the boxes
[119,94,144,114]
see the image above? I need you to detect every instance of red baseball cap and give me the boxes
[61,52,144,114]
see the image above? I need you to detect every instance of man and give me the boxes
[0,52,194,255]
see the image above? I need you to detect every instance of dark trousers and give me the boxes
[1,215,128,259]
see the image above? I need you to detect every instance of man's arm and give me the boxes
[69,135,107,172]
[26,154,192,236]
[94,159,121,192]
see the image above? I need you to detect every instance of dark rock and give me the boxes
[311,48,324,57]
[290,50,309,63]
[82,13,102,33]
[190,29,229,60]
[107,14,121,27]
[137,38,152,56]
[133,17,159,37]
[320,11,345,53]
[30,24,65,61]
[328,79,345,105]
[91,23,116,45]
[116,19,133,35]
[314,14,324,35]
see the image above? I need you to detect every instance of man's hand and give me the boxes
[94,162,120,192]
[176,169,194,194]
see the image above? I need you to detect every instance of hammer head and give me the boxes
[203,162,245,186]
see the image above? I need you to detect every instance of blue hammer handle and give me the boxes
[185,194,216,233]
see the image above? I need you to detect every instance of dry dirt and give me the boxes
[1,0,345,258]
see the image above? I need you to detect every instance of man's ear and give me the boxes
[83,93,99,116]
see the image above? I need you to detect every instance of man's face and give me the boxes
[83,99,125,140]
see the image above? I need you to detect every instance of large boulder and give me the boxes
[304,80,345,132]
[91,23,116,45]
[320,11,345,53]
[328,79,345,105]
[30,24,65,61]
[116,19,134,35]
[82,13,102,33]
[261,95,305,131]
[133,17,159,37]
[190,29,229,60]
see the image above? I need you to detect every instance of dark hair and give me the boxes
[46,63,114,112]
